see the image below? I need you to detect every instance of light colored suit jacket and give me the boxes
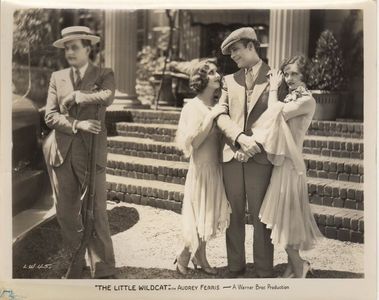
[217,62,272,164]
[44,63,115,168]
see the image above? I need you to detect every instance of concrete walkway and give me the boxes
[12,201,364,279]
[109,202,364,279]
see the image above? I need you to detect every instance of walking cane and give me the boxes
[65,105,100,279]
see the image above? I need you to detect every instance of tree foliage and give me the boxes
[13,9,65,69]
[308,30,345,91]
[13,9,104,69]
[136,46,165,81]
[12,9,104,104]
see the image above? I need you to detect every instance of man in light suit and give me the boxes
[216,27,274,278]
[44,26,116,279]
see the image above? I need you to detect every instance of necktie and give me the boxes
[74,68,82,90]
[245,68,254,91]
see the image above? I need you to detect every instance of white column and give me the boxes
[105,10,143,107]
[268,10,310,69]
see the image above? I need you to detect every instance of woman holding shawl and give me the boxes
[235,55,323,278]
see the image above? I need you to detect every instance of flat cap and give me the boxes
[221,27,258,55]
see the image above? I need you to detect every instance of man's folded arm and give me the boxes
[215,83,243,147]
[75,69,115,107]
[216,114,244,146]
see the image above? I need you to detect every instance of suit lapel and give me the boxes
[232,69,247,116]
[58,69,75,99]
[76,63,99,115]
[247,63,270,117]
[57,63,99,99]
[80,63,99,90]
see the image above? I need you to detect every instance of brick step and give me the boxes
[107,153,188,185]
[107,108,180,124]
[106,174,364,243]
[106,108,181,126]
[115,122,177,142]
[108,135,363,164]
[304,153,363,183]
[106,173,184,210]
[115,120,364,143]
[106,154,363,210]
[106,109,132,122]
[110,108,363,138]
[303,135,363,159]
[105,109,135,136]
[122,108,181,124]
[311,204,363,242]
[308,120,363,139]
[307,177,363,210]
[107,136,188,162]
[107,142,364,183]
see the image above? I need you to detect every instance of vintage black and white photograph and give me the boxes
[0,1,376,299]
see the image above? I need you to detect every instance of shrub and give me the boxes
[307,30,345,91]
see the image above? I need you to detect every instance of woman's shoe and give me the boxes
[281,263,294,278]
[280,271,295,278]
[192,256,217,275]
[300,261,313,278]
[287,272,295,278]
[174,258,188,276]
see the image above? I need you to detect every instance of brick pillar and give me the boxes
[268,10,310,68]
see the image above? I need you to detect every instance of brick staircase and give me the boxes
[106,108,364,243]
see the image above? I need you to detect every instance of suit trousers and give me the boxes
[51,135,115,278]
[222,158,274,276]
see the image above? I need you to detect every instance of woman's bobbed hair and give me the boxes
[276,55,311,101]
[279,55,310,84]
[189,59,217,93]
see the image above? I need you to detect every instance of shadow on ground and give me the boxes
[12,205,139,279]
[113,263,364,279]
[108,205,140,235]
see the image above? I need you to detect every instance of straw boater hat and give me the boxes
[53,26,100,48]
[221,27,258,55]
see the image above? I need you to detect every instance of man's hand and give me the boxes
[234,149,250,162]
[61,92,76,113]
[237,134,261,157]
[76,120,101,134]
